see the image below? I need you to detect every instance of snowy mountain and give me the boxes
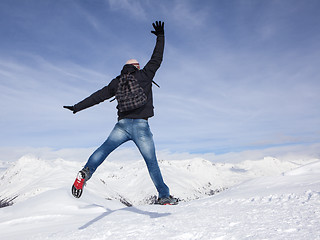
[0,155,305,205]
[0,155,319,239]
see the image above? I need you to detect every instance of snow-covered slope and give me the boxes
[0,155,303,205]
[0,156,319,239]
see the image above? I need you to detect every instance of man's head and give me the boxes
[125,59,140,70]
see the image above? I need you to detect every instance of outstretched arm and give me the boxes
[141,21,165,79]
[63,77,118,114]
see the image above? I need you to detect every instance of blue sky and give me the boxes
[1,0,320,156]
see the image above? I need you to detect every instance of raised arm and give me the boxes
[141,21,165,79]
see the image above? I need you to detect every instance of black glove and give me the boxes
[63,105,76,114]
[151,21,164,36]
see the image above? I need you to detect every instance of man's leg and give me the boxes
[132,119,170,198]
[72,120,131,198]
[84,120,130,180]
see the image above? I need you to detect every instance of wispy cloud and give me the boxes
[0,0,319,155]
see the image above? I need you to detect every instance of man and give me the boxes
[63,21,178,205]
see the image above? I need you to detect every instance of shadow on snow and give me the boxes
[79,205,171,230]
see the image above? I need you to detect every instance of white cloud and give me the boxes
[107,0,147,20]
[155,0,209,30]
[1,143,319,164]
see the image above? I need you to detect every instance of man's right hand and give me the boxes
[151,21,164,36]
[63,105,76,114]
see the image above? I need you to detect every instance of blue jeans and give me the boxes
[84,118,170,198]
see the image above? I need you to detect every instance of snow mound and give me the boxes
[285,160,320,176]
[0,155,79,203]
[214,160,320,204]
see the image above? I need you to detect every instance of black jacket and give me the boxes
[73,34,165,120]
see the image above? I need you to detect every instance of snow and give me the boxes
[0,155,319,239]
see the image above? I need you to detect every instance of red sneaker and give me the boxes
[72,170,87,198]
